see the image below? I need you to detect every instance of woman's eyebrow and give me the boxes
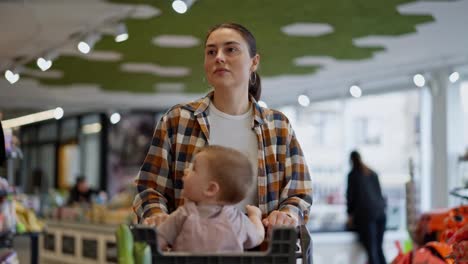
[205,41,241,48]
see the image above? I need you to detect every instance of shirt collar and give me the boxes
[184,91,266,126]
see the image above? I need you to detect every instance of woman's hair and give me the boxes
[197,145,254,204]
[350,150,371,175]
[205,23,262,101]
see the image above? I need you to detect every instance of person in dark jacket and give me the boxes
[67,176,98,205]
[346,150,386,264]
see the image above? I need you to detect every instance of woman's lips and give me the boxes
[214,69,229,74]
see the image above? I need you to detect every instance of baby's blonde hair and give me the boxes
[196,145,254,204]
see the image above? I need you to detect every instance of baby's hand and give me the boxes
[246,205,262,219]
[142,213,168,227]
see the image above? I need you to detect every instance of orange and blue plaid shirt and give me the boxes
[133,92,313,222]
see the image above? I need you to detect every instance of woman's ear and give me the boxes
[251,54,260,72]
[204,181,220,198]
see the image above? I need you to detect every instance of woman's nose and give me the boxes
[215,51,225,63]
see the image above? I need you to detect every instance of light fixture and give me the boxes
[54,107,64,120]
[4,69,20,84]
[258,101,268,108]
[114,23,129,43]
[77,33,101,54]
[349,85,362,98]
[2,107,64,129]
[36,57,53,71]
[110,112,121,124]
[82,123,102,134]
[298,94,310,107]
[449,71,460,83]
[413,74,426,87]
[172,0,196,14]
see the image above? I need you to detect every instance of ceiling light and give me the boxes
[54,107,64,120]
[258,101,268,108]
[349,85,362,98]
[82,123,102,134]
[2,107,63,129]
[4,69,20,84]
[172,0,195,14]
[114,23,129,43]
[449,71,460,83]
[36,57,53,71]
[298,94,310,107]
[77,33,101,54]
[281,23,334,37]
[110,112,121,124]
[413,74,426,87]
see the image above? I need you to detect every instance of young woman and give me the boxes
[133,23,312,232]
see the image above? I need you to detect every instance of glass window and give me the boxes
[60,118,78,142]
[38,123,57,142]
[79,115,102,189]
[279,89,421,231]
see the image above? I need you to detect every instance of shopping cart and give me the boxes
[129,223,313,264]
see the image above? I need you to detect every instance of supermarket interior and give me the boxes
[1,0,468,263]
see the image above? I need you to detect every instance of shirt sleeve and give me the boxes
[133,112,174,220]
[278,122,313,224]
[157,205,188,246]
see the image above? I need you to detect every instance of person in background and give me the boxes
[67,176,98,205]
[0,119,6,168]
[346,150,386,264]
[133,22,312,232]
[157,146,264,252]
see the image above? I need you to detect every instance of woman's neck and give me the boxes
[212,89,250,115]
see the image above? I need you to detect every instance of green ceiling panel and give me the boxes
[26,0,435,94]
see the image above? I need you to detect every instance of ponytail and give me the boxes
[248,71,261,101]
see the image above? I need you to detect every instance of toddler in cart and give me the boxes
[156,145,265,253]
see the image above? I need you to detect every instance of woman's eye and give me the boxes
[227,47,238,53]
[206,50,216,56]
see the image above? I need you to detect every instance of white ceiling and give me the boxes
[1,0,468,116]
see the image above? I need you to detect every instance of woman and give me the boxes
[346,150,386,264]
[133,23,312,231]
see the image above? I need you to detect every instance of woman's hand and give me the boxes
[262,210,298,229]
[142,213,169,227]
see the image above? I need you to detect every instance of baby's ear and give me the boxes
[204,181,220,197]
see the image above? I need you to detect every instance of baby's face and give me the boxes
[182,152,213,202]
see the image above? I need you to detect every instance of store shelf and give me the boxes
[40,220,117,264]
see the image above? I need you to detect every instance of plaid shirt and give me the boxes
[133,92,313,222]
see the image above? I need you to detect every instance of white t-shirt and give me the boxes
[208,102,258,212]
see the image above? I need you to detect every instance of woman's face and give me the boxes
[204,28,259,91]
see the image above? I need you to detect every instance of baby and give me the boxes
[156,145,265,252]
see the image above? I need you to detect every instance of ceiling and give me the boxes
[1,0,468,116]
